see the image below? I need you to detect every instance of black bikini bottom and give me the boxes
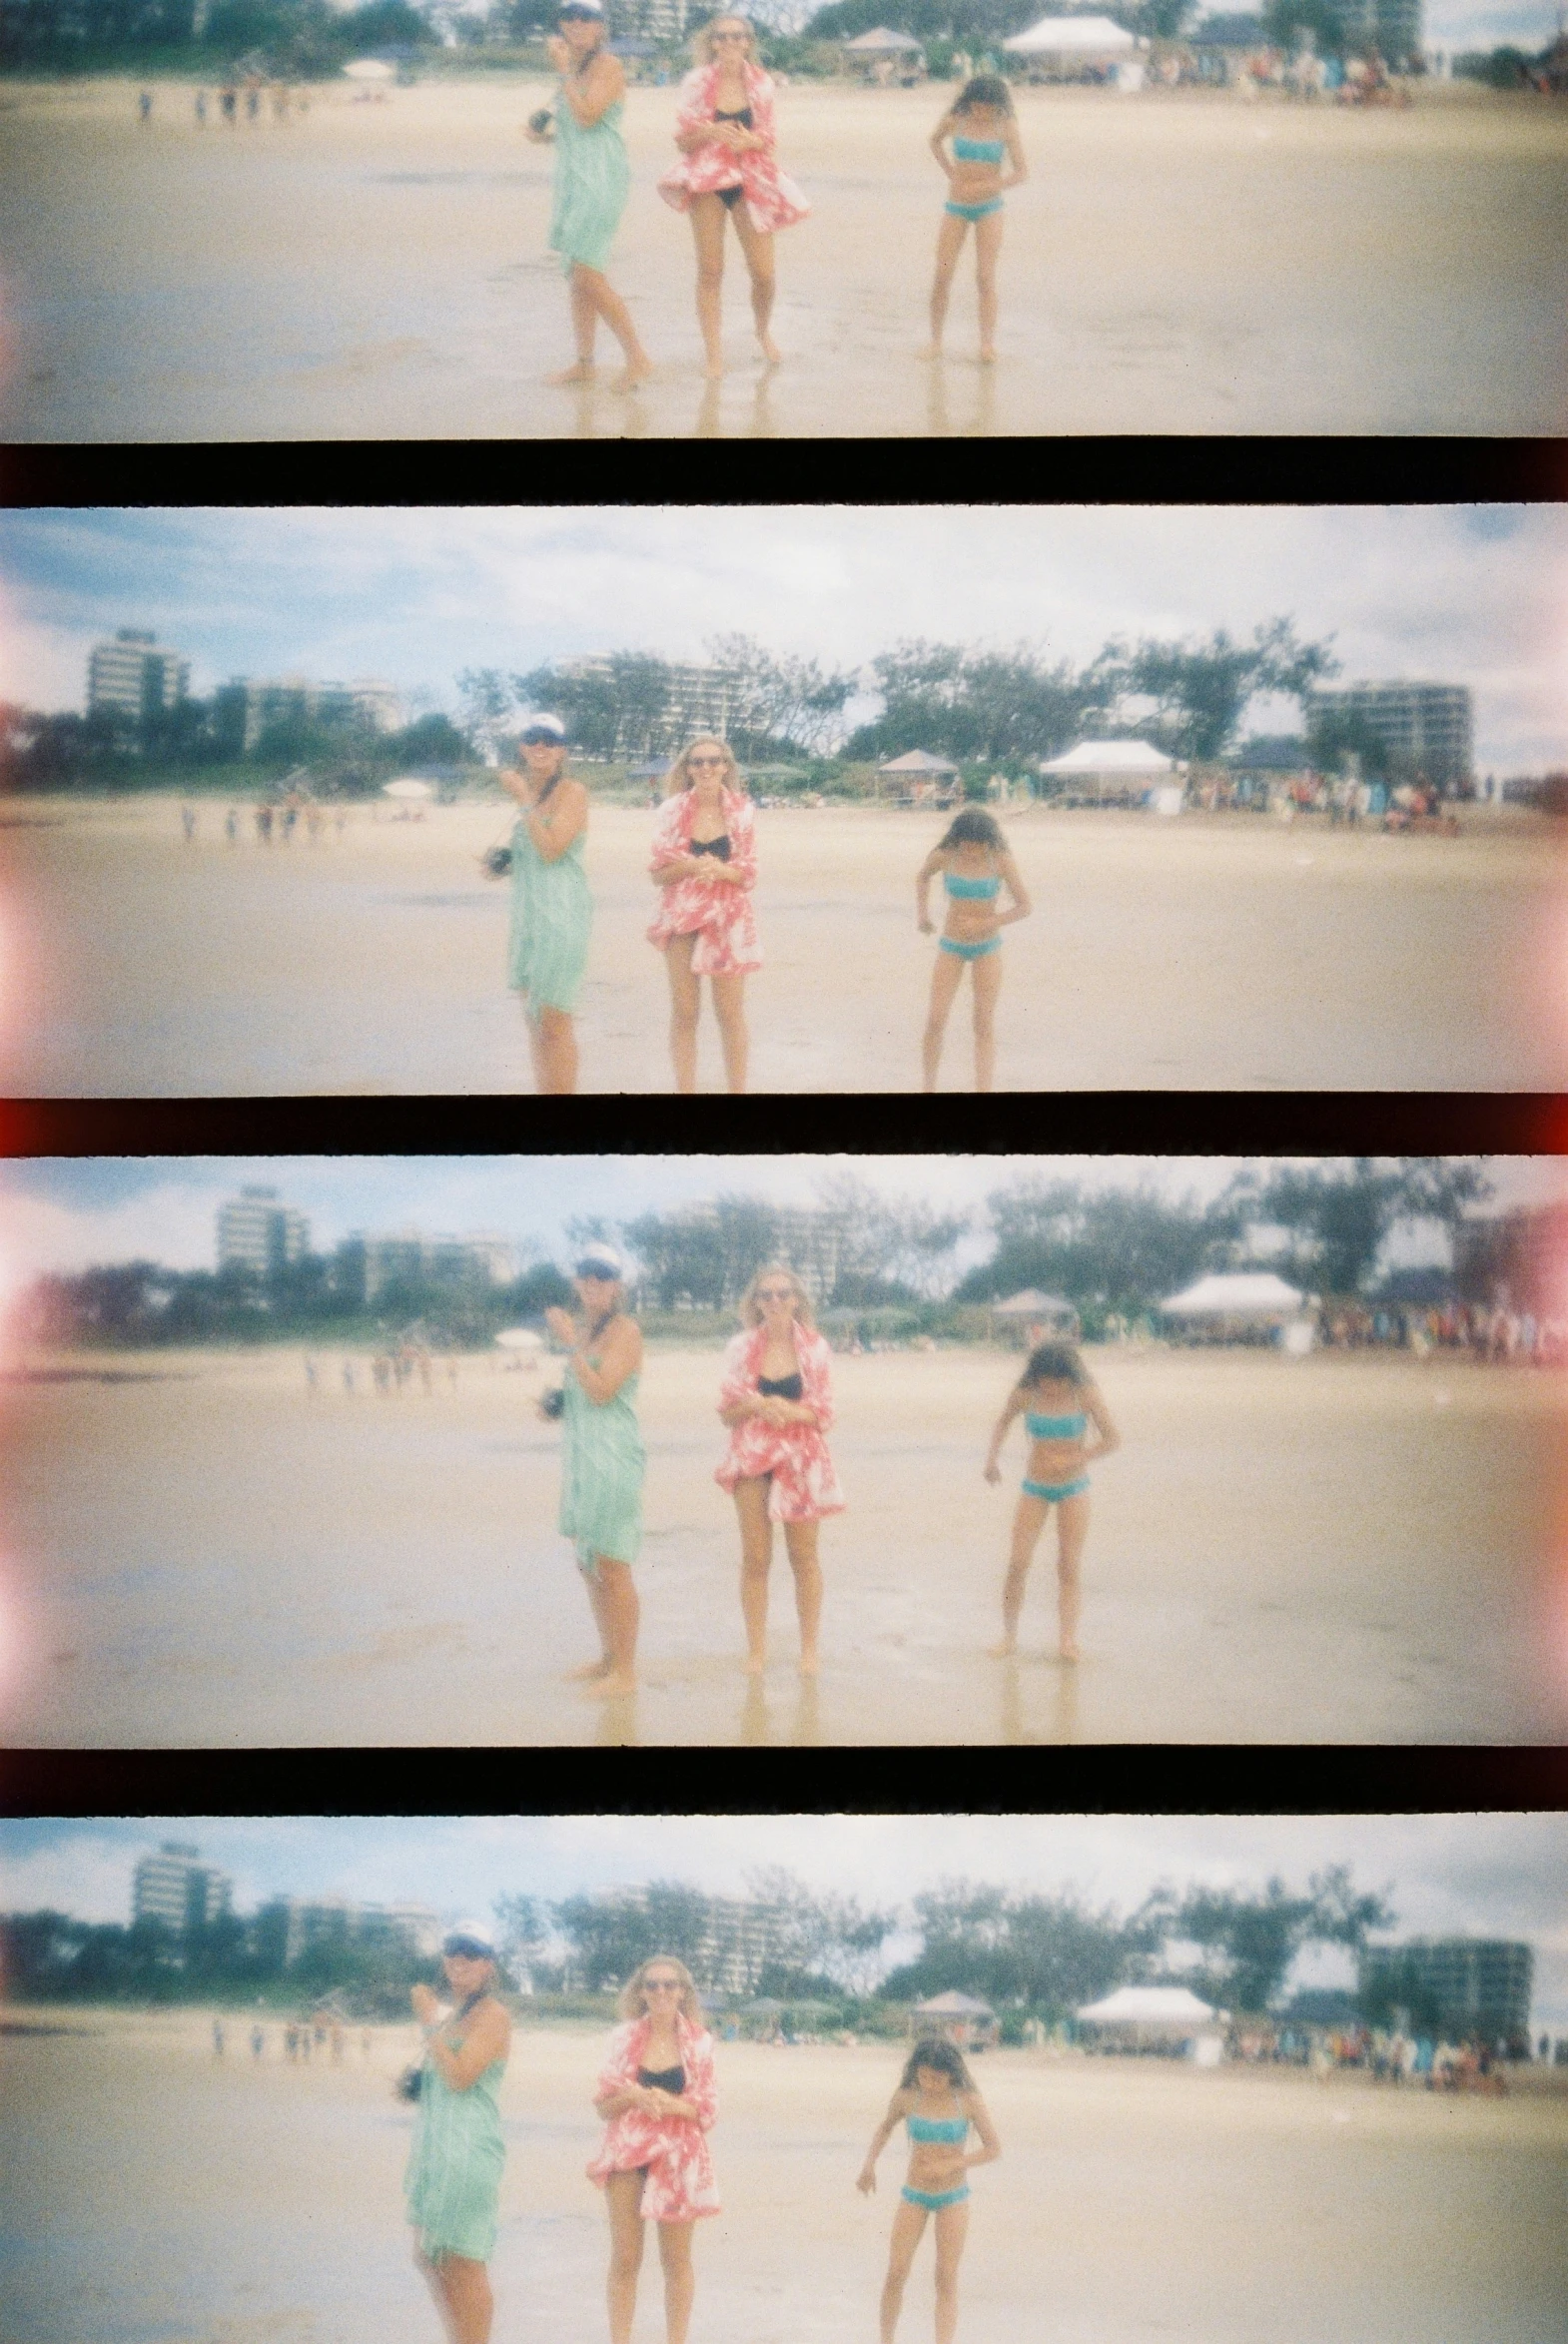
[718,184,743,210]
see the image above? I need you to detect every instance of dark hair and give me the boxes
[900,2035,976,2092]
[1022,1342,1086,1387]
[937,807,1005,853]
[955,74,1013,114]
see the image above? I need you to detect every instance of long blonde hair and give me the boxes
[738,1262,816,1331]
[617,1954,705,2026]
[692,11,755,64]
[666,734,742,796]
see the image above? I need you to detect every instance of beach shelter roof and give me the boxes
[844,24,925,47]
[992,1288,1077,1319]
[1004,13,1138,50]
[1039,738,1174,774]
[344,56,397,78]
[912,1989,997,2016]
[1161,1272,1305,1316]
[1077,1985,1216,2023]
[494,1327,543,1351]
[879,748,961,773]
[383,777,434,799]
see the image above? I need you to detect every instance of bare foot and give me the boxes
[979,345,997,365]
[743,1649,766,1676]
[799,1650,820,1678]
[545,361,595,386]
[563,1657,610,1682]
[758,333,781,365]
[918,343,944,361]
[988,1639,1018,1660]
[584,1669,637,1700]
[613,354,654,391]
[1059,1640,1080,1664]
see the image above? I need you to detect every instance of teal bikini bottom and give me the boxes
[946,197,1003,222]
[1023,1474,1091,1504]
[903,2183,971,2210]
[940,935,1001,960]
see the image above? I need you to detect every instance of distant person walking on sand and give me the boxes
[646,736,761,1094]
[924,78,1027,363]
[985,1340,1120,1664]
[181,802,197,844]
[497,714,592,1095]
[220,83,237,124]
[858,2036,1000,2344]
[224,805,238,844]
[405,1921,512,2344]
[657,14,809,380]
[195,88,208,125]
[213,2017,225,2055]
[528,0,651,390]
[715,1265,844,1678]
[587,1955,720,2344]
[138,88,153,125]
[544,1244,645,1698]
[916,807,1031,1092]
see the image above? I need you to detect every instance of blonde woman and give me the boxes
[715,1264,845,1676]
[658,14,810,379]
[587,1955,720,2344]
[646,736,761,1094]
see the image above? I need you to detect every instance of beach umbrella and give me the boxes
[494,1328,543,1353]
[383,778,434,800]
[344,57,397,79]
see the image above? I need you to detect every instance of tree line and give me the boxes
[10,1160,1492,1354]
[0,0,434,74]
[3,1863,1397,2024]
[0,696,470,794]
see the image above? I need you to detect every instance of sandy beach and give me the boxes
[3,1341,1564,1746]
[3,2009,1565,2344]
[3,794,1563,1094]
[2,75,1565,439]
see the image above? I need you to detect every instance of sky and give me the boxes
[1,1155,1562,1303]
[2,506,1566,775]
[2,1813,1564,2023]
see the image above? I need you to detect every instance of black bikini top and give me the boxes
[714,107,753,126]
[637,2064,686,2092]
[757,1373,803,1400]
[690,834,731,860]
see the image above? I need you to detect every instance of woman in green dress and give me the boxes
[545,1243,646,1699]
[528,0,652,390]
[406,1921,513,2344]
[499,714,592,1095]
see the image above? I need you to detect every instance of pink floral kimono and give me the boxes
[656,62,810,234]
[586,2012,721,2223]
[646,785,762,977]
[714,1322,846,1523]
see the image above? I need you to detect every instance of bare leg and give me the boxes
[664,934,701,1093]
[565,1568,614,1679]
[991,1490,1050,1656]
[546,272,599,383]
[880,2198,928,2344]
[922,948,965,1091]
[974,209,1005,361]
[438,2257,495,2344]
[690,194,727,379]
[732,205,779,362]
[782,1516,822,1674]
[710,970,749,1094]
[656,2221,697,2344]
[1055,1489,1091,1662]
[583,1557,639,1697]
[734,1476,775,1672]
[971,944,1003,1093]
[605,2172,646,2344]
[932,2202,970,2344]
[413,2248,458,2344]
[924,213,967,356]
[577,264,653,386]
[535,1005,578,1095]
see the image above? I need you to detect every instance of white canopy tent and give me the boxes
[1161,1272,1306,1319]
[1004,13,1140,72]
[844,24,924,48]
[1076,1985,1221,2053]
[1038,738,1176,806]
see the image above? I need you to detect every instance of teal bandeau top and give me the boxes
[1027,1411,1086,1439]
[945,871,1000,900]
[953,135,1005,163]
[907,2113,969,2142]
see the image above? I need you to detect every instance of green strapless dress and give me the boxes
[549,94,631,275]
[560,1359,644,1575]
[508,819,591,1020]
[404,2046,507,2264]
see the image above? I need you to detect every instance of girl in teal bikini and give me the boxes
[924,77,1027,363]
[857,2037,1001,2344]
[985,1340,1121,1663]
[916,806,1031,1092]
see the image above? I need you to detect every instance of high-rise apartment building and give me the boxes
[256,1895,444,1967]
[1308,680,1473,790]
[214,676,401,755]
[132,1842,233,1935]
[87,629,191,723]
[557,656,743,755]
[1359,1939,1533,2040]
[217,1185,312,1277]
[334,1228,514,1304]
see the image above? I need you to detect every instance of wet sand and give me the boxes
[2,76,1566,438]
[3,1343,1564,1746]
[3,2011,1565,2344]
[3,795,1562,1094]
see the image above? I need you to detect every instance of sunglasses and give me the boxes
[687,753,728,766]
[576,1267,618,1282]
[757,1286,795,1301]
[643,1977,683,1990]
[712,27,749,36]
